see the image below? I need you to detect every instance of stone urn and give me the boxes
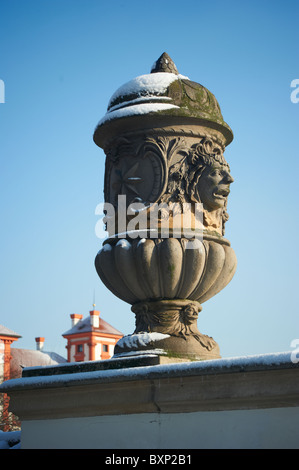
[93,53,237,361]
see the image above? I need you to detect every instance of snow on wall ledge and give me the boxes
[0,351,298,393]
[115,332,170,350]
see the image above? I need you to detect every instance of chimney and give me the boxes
[90,310,100,328]
[35,337,45,351]
[70,313,83,327]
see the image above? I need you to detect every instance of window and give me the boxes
[77,344,83,353]
[102,344,109,352]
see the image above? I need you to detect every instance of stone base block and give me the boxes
[1,352,299,449]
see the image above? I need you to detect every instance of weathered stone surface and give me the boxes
[95,238,236,304]
[2,353,299,421]
[102,134,234,236]
[94,57,233,149]
[21,354,163,377]
[150,52,179,75]
[93,54,237,361]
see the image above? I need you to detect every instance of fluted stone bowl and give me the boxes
[95,236,237,307]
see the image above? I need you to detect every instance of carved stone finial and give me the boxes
[151,52,179,75]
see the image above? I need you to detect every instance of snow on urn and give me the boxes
[93,53,237,360]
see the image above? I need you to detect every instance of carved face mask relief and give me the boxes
[196,163,234,211]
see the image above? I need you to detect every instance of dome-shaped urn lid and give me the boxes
[93,53,233,148]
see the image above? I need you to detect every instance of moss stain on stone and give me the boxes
[168,263,176,279]
[164,350,201,362]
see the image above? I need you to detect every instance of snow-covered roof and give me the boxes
[10,348,67,379]
[0,324,21,339]
[62,315,123,337]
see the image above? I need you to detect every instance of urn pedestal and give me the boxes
[93,53,237,361]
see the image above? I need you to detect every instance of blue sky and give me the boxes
[0,0,298,359]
